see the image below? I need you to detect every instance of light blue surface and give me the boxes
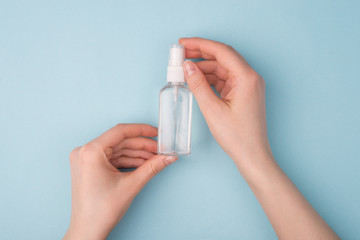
[0,0,359,239]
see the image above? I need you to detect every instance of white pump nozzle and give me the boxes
[167,44,185,83]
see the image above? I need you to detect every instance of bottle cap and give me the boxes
[167,44,185,82]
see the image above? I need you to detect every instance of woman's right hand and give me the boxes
[180,37,270,164]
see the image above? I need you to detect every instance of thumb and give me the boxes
[183,60,222,113]
[130,155,178,189]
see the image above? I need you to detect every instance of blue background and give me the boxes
[0,0,359,239]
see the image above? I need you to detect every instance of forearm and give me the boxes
[233,150,339,240]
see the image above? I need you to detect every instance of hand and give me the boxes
[63,124,177,240]
[180,37,269,163]
[180,37,339,239]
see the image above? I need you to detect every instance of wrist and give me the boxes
[231,145,281,191]
[230,142,273,169]
[63,220,108,240]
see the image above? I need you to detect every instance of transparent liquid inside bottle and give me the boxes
[158,82,193,156]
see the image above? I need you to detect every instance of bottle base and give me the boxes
[158,151,190,157]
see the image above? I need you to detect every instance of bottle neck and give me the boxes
[167,65,185,83]
[168,82,184,86]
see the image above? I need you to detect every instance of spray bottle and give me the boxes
[158,44,193,156]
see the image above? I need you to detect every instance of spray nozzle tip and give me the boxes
[168,44,185,67]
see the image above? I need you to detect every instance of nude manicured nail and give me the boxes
[184,61,196,77]
[164,156,178,165]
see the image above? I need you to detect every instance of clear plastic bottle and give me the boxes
[158,44,193,156]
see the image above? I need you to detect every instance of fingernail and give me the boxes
[184,61,196,77]
[164,156,178,165]
[179,37,188,42]
[104,147,113,159]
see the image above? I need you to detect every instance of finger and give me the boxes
[111,157,146,168]
[179,37,252,74]
[183,60,223,113]
[196,61,228,80]
[185,49,214,59]
[110,149,155,160]
[113,137,157,153]
[219,81,233,100]
[205,74,225,93]
[130,155,178,188]
[93,124,157,149]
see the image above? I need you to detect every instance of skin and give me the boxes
[64,124,178,240]
[64,37,340,240]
